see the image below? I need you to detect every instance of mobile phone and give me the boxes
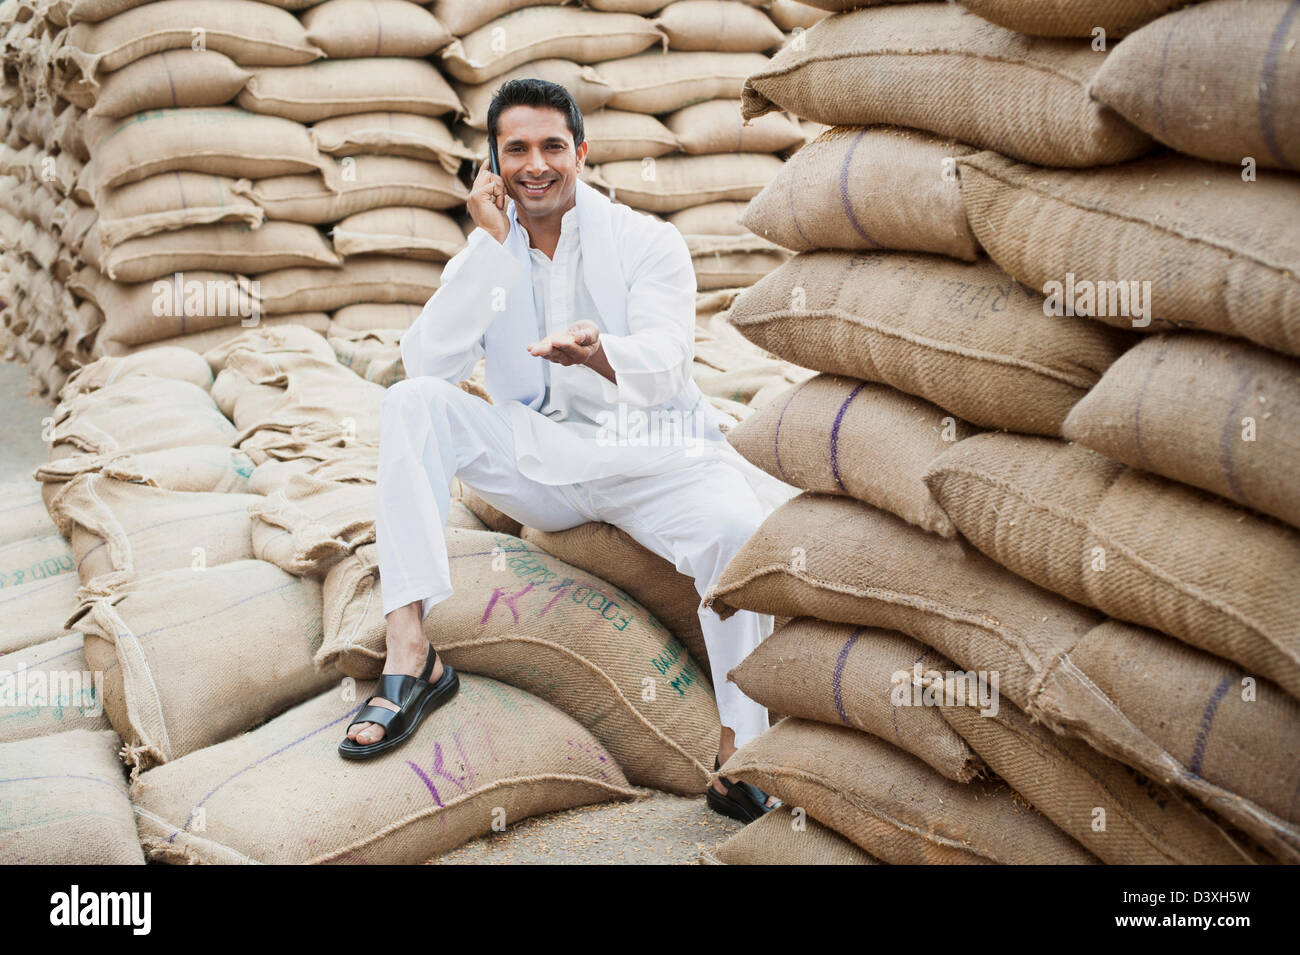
[489,137,500,176]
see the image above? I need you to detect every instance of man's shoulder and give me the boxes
[605,194,687,262]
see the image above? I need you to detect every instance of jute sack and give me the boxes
[0,535,75,594]
[720,718,1097,863]
[49,376,237,457]
[96,172,263,247]
[939,693,1266,865]
[0,633,113,744]
[744,125,979,259]
[923,432,1300,699]
[310,113,475,173]
[69,267,264,347]
[91,107,339,193]
[332,303,420,333]
[741,4,1152,167]
[699,804,880,865]
[664,99,803,155]
[131,674,638,864]
[728,374,978,536]
[668,201,749,236]
[581,109,679,164]
[236,58,461,124]
[320,532,720,794]
[201,322,339,371]
[250,450,378,497]
[768,0,831,31]
[652,1,786,52]
[72,559,335,772]
[730,617,982,782]
[521,522,712,681]
[0,485,60,546]
[102,221,341,283]
[332,207,465,260]
[601,154,784,213]
[301,0,453,58]
[64,0,316,21]
[726,251,1135,436]
[454,59,614,130]
[1030,619,1300,864]
[693,251,789,290]
[329,329,402,378]
[0,570,82,655]
[430,0,561,36]
[232,156,468,223]
[49,474,260,582]
[57,0,322,83]
[86,50,252,118]
[1091,0,1300,170]
[59,345,215,398]
[35,446,255,516]
[249,473,376,579]
[237,422,376,467]
[1061,333,1300,530]
[0,730,144,864]
[703,492,1105,709]
[440,8,663,84]
[958,152,1300,357]
[92,315,332,361]
[259,257,442,313]
[957,0,1198,37]
[598,50,770,114]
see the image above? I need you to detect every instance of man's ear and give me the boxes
[576,139,589,172]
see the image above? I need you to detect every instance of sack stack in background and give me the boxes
[697,0,1300,865]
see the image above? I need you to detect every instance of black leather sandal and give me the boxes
[706,757,781,823]
[338,645,459,760]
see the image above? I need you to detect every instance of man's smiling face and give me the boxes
[495,104,588,217]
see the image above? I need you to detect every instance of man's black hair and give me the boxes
[486,78,585,157]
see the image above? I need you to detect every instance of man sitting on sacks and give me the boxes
[339,78,797,822]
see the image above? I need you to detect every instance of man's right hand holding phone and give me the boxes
[469,157,510,246]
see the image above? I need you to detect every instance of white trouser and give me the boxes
[375,375,772,748]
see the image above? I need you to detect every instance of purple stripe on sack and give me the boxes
[1216,357,1255,505]
[1188,676,1231,777]
[1259,1,1300,171]
[160,50,179,107]
[831,627,863,725]
[772,378,811,483]
[1152,19,1179,140]
[1129,338,1173,473]
[839,130,880,249]
[167,703,365,842]
[406,760,444,807]
[828,381,866,492]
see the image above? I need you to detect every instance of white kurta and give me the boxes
[398,183,799,514]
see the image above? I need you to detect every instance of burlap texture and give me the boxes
[1062,333,1300,529]
[653,1,786,52]
[719,718,1097,864]
[699,804,880,865]
[728,373,978,537]
[59,345,215,397]
[958,0,1194,36]
[924,431,1300,698]
[36,446,255,512]
[71,559,334,774]
[48,376,236,456]
[0,729,144,864]
[130,675,639,863]
[959,151,1300,358]
[301,0,453,58]
[730,617,982,782]
[741,4,1151,166]
[522,521,711,681]
[597,50,771,114]
[331,207,466,261]
[940,693,1265,865]
[0,632,113,743]
[581,109,679,164]
[598,154,785,213]
[310,113,475,173]
[49,474,259,582]
[1091,0,1300,170]
[86,49,252,119]
[726,251,1135,435]
[202,322,337,371]
[236,58,460,124]
[249,472,376,579]
[102,220,340,283]
[1031,619,1300,864]
[320,531,720,794]
[258,257,442,313]
[742,125,979,260]
[665,99,804,155]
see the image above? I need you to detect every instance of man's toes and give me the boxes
[357,723,385,745]
[347,722,368,741]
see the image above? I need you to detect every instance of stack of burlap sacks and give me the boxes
[696,0,1300,866]
[1,321,752,864]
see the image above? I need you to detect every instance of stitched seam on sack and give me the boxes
[960,159,1300,279]
[752,49,1093,91]
[307,774,642,864]
[132,807,262,865]
[940,464,1290,659]
[710,563,1044,677]
[99,599,174,760]
[729,309,1096,389]
[82,473,133,574]
[436,634,710,779]
[727,759,1003,862]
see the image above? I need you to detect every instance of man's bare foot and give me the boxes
[714,727,778,808]
[347,602,444,747]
